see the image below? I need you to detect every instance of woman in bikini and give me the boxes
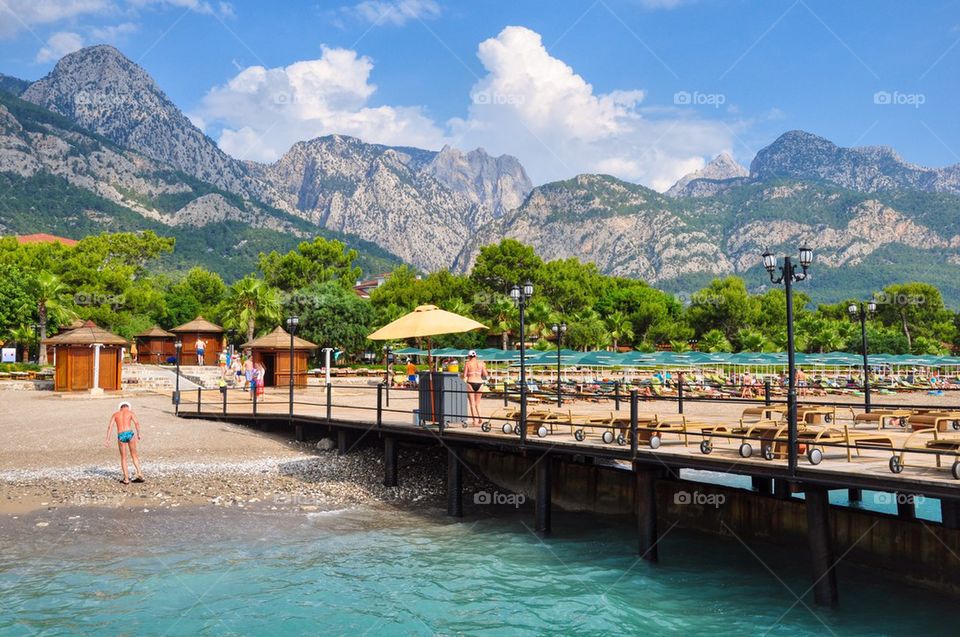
[463,350,487,427]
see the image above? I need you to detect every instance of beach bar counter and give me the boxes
[170,315,224,366]
[43,321,127,392]
[242,326,317,388]
[135,325,176,364]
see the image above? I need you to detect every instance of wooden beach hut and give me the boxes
[170,315,224,365]
[242,326,317,388]
[42,321,127,392]
[135,325,176,364]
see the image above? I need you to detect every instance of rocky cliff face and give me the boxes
[249,135,531,271]
[749,130,960,194]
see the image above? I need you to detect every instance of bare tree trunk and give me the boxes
[247,317,256,344]
[501,330,508,350]
[38,303,48,365]
[900,311,912,351]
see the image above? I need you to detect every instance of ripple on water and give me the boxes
[0,505,955,636]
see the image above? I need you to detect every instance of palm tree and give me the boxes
[737,328,775,353]
[8,324,38,363]
[488,295,518,350]
[605,310,634,351]
[524,299,553,341]
[221,276,283,342]
[28,271,76,365]
[699,329,733,353]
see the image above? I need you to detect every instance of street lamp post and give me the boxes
[384,345,392,407]
[761,245,813,476]
[173,339,182,411]
[848,300,877,413]
[286,316,299,421]
[511,280,534,444]
[551,321,567,407]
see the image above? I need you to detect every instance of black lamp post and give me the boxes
[761,245,813,476]
[848,300,876,413]
[384,345,392,407]
[510,280,534,443]
[173,339,182,410]
[286,316,299,420]
[552,321,567,407]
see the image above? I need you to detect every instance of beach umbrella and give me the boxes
[367,304,487,364]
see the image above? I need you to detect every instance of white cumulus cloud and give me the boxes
[196,26,739,191]
[341,0,440,26]
[0,0,109,38]
[35,31,85,63]
[194,46,447,162]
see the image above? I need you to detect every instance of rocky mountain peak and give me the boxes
[423,144,532,216]
[666,152,748,197]
[21,45,254,197]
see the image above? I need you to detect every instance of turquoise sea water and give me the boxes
[1,504,955,636]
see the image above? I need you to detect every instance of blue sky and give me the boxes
[1,0,958,189]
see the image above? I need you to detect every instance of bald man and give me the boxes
[104,402,144,484]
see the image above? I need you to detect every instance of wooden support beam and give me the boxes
[847,488,862,503]
[337,429,349,455]
[635,463,659,562]
[294,424,304,442]
[805,487,839,608]
[384,436,398,487]
[896,493,916,520]
[447,447,463,518]
[752,476,772,495]
[535,454,552,536]
[941,500,960,530]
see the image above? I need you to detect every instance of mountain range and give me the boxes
[3,45,960,303]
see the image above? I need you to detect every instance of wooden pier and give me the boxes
[177,382,960,606]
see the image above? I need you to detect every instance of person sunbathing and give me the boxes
[104,402,144,485]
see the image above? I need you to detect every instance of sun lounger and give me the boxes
[890,427,960,479]
[850,408,912,430]
[905,411,960,432]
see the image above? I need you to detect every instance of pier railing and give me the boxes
[176,379,960,483]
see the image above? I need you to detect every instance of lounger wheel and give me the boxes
[481,421,491,432]
[952,461,960,480]
[537,425,548,438]
[649,434,661,450]
[462,421,469,428]
[807,447,823,465]
[574,429,585,442]
[501,423,513,434]
[889,456,903,474]
[738,442,753,458]
[700,440,713,454]
[617,433,626,446]
[762,445,775,461]
[602,431,615,444]
[952,421,960,431]
[824,414,832,423]
[515,425,523,437]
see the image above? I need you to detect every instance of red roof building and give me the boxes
[15,233,79,247]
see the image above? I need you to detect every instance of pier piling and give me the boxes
[896,493,916,520]
[635,464,659,562]
[847,488,862,503]
[535,454,552,535]
[941,499,960,529]
[805,486,839,607]
[337,429,349,455]
[447,447,463,518]
[752,476,772,495]
[294,424,304,442]
[384,436,398,487]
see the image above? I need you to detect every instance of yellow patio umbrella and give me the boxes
[367,304,487,366]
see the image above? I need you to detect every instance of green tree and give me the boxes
[536,258,602,315]
[286,282,374,358]
[699,329,733,353]
[686,277,760,341]
[258,237,362,292]
[28,271,76,364]
[874,282,955,352]
[605,310,634,351]
[487,295,518,350]
[469,239,542,295]
[219,276,283,343]
[0,263,33,338]
[161,267,227,328]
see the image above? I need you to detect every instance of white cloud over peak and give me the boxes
[196,25,738,190]
[35,31,85,63]
[195,46,446,162]
[0,0,109,38]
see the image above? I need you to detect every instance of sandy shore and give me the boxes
[0,392,460,515]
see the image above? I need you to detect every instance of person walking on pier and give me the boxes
[463,350,488,427]
[103,402,144,485]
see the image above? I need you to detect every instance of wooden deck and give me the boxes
[176,384,960,500]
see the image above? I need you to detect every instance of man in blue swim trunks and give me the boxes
[104,402,144,485]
